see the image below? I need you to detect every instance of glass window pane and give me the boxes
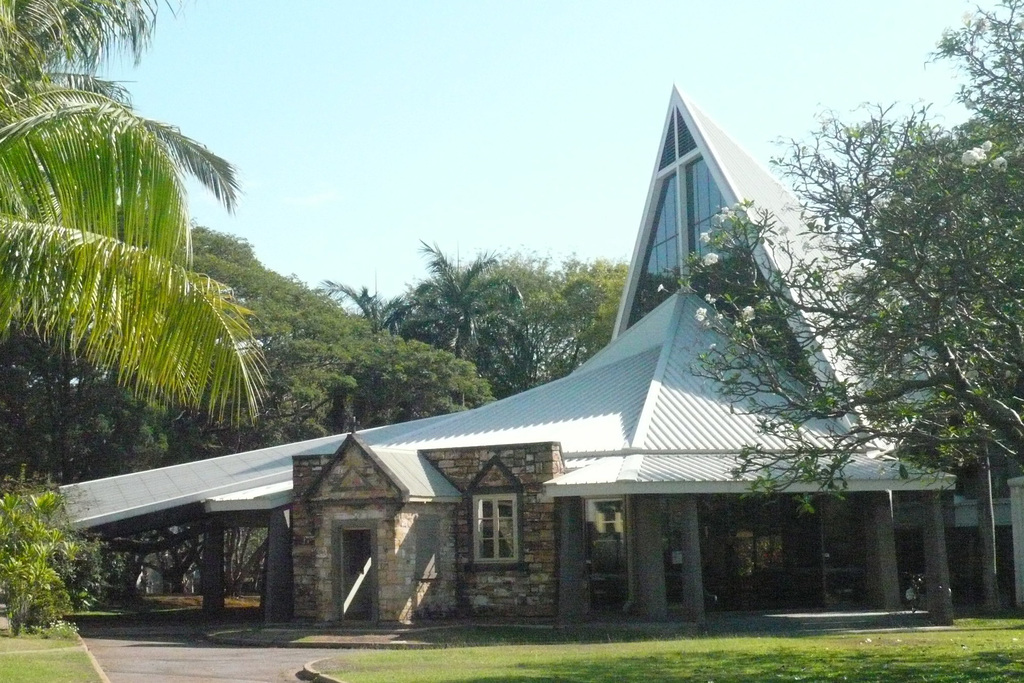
[629,173,680,326]
[498,501,513,519]
[481,500,492,519]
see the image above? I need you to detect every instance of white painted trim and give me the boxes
[545,477,950,497]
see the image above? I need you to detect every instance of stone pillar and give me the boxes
[862,492,901,611]
[264,508,294,622]
[202,520,225,614]
[679,495,705,628]
[1009,476,1024,607]
[556,497,589,623]
[629,495,667,620]
[922,491,954,625]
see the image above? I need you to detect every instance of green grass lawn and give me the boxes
[0,633,101,683]
[319,620,1024,683]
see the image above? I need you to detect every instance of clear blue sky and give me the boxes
[103,0,974,297]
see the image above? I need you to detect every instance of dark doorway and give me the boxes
[586,498,627,610]
[332,527,375,621]
[697,495,868,611]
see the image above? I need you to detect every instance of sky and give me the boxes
[103,0,977,298]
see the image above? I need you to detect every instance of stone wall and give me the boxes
[291,453,330,620]
[423,442,564,618]
[291,441,458,622]
[383,503,458,621]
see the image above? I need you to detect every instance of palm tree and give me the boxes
[0,1,262,420]
[321,282,409,335]
[406,242,521,360]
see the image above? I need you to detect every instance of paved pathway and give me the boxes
[81,624,349,683]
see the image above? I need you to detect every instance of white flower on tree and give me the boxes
[702,252,720,266]
[982,140,994,152]
[962,147,986,166]
[699,231,711,244]
[740,305,755,322]
[992,156,1008,170]
[694,307,708,324]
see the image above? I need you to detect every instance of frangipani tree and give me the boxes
[689,2,1024,613]
[0,0,263,420]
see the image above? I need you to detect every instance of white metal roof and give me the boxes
[204,480,293,513]
[547,452,952,496]
[60,91,950,530]
[363,445,462,502]
[359,343,659,454]
[61,433,345,528]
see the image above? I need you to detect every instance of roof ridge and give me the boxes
[628,295,685,447]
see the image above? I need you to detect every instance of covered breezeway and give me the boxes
[549,452,956,628]
[58,436,349,621]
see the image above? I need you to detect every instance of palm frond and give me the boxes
[0,216,264,421]
[1,89,238,257]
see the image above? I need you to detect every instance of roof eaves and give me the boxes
[68,470,291,529]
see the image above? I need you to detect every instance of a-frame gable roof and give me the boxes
[614,87,816,339]
[303,433,461,503]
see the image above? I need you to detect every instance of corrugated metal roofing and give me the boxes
[361,344,659,453]
[204,480,293,513]
[547,452,951,495]
[370,447,461,501]
[60,91,950,529]
[61,433,345,528]
[636,295,841,452]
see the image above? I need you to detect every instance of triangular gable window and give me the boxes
[628,173,680,326]
[658,115,677,170]
[685,157,726,257]
[676,110,696,157]
[620,101,731,333]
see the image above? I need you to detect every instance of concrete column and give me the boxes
[264,508,294,622]
[202,520,225,614]
[679,495,705,628]
[977,453,1000,611]
[556,497,589,623]
[629,495,667,620]
[862,492,901,611]
[922,491,954,625]
[1009,476,1024,607]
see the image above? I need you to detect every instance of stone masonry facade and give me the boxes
[291,438,563,622]
[422,442,564,618]
[291,441,457,622]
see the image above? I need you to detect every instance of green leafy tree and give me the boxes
[0,487,81,634]
[479,254,627,397]
[403,242,523,362]
[174,229,492,453]
[0,332,169,483]
[321,283,410,335]
[689,2,1024,611]
[0,0,263,420]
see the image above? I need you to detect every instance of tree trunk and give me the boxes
[978,451,1000,612]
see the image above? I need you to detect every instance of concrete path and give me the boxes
[81,624,350,683]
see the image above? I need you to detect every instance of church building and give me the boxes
[63,88,970,626]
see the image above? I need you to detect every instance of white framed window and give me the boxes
[474,494,518,562]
